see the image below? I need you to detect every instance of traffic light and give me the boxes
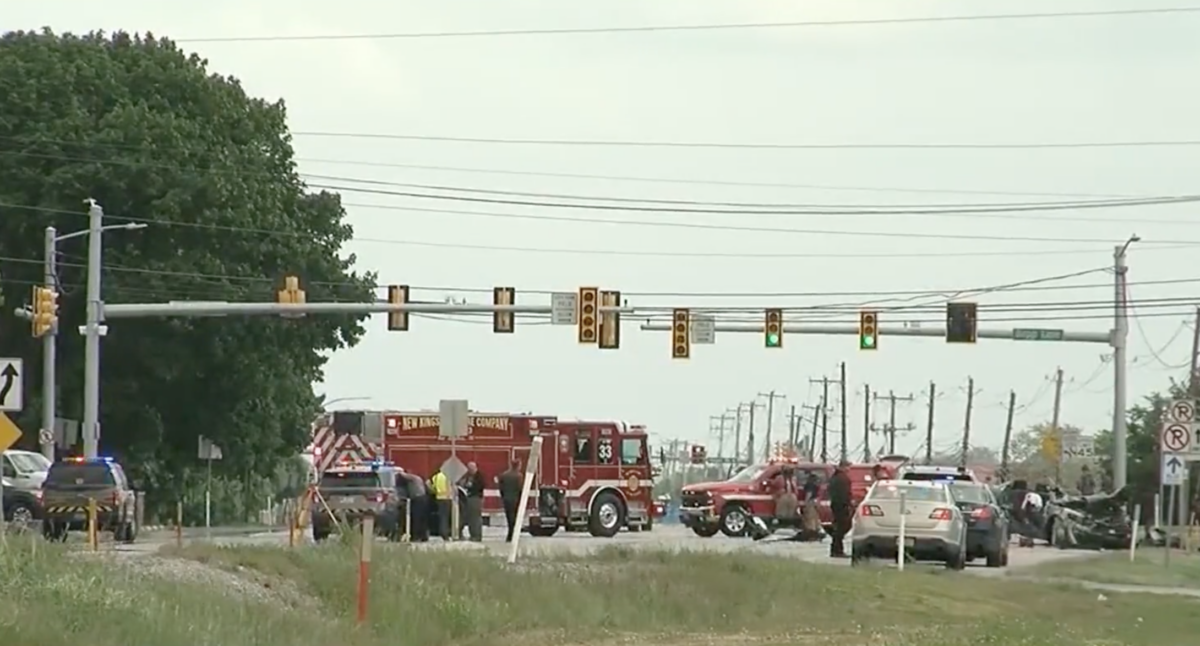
[671,308,690,359]
[577,287,599,344]
[277,275,306,318]
[31,286,58,337]
[493,286,515,333]
[387,284,410,331]
[764,308,783,348]
[945,302,978,344]
[859,310,878,350]
[598,290,621,349]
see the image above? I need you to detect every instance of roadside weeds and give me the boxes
[2,537,1199,646]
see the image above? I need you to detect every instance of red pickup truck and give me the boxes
[678,457,894,537]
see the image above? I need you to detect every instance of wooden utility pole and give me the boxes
[787,404,800,449]
[1050,367,1065,483]
[758,391,786,460]
[801,401,822,461]
[924,382,936,464]
[839,362,849,462]
[728,404,744,468]
[710,414,732,462]
[747,402,756,465]
[960,377,975,467]
[1187,307,1200,529]
[873,390,916,455]
[862,384,872,462]
[1000,390,1017,476]
[809,376,832,461]
[820,401,829,464]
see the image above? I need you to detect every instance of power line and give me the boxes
[0,141,1139,200]
[6,200,1190,256]
[173,7,1200,43]
[294,132,1200,151]
[6,149,1195,228]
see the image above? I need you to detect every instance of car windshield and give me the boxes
[869,484,947,502]
[728,463,768,483]
[950,483,992,504]
[8,453,49,473]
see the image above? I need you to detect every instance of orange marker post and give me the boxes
[356,515,374,624]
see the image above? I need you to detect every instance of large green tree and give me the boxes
[0,30,374,513]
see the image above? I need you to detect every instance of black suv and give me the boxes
[41,457,138,543]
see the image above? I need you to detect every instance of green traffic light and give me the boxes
[766,333,780,347]
[860,334,876,349]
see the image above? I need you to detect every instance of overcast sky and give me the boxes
[12,0,1200,461]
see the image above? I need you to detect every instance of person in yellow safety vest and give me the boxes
[430,469,452,541]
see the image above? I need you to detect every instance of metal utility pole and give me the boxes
[862,384,872,462]
[1000,390,1017,476]
[1112,238,1137,491]
[960,377,975,468]
[41,227,58,461]
[1050,367,1065,483]
[758,391,785,460]
[924,382,936,464]
[81,199,106,459]
[839,362,848,462]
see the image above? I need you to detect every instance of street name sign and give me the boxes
[1012,328,1065,342]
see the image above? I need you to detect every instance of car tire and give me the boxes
[691,524,719,537]
[587,492,626,538]
[945,547,967,570]
[529,525,559,537]
[718,505,749,538]
[7,502,35,525]
[985,544,1005,567]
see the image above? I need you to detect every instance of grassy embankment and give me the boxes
[1,535,1198,646]
[1030,547,1200,589]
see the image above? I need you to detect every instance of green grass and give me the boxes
[2,537,1199,645]
[1029,548,1200,589]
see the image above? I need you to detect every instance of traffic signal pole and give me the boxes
[41,227,57,462]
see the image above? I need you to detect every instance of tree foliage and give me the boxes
[0,30,374,514]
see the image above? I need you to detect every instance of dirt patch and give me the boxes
[68,550,319,610]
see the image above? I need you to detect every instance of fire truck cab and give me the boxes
[381,411,654,538]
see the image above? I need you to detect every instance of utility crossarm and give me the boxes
[638,321,1112,345]
[101,301,630,319]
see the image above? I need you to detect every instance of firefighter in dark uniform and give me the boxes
[827,460,853,558]
[496,460,523,542]
[401,470,429,541]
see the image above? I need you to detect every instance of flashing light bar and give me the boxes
[65,456,113,463]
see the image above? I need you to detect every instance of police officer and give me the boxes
[827,460,853,558]
[402,471,429,541]
[496,460,523,542]
[459,461,485,542]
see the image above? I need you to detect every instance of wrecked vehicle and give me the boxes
[1046,486,1133,550]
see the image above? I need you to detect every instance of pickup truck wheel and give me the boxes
[8,502,34,525]
[719,506,749,537]
[588,493,626,538]
[692,523,719,537]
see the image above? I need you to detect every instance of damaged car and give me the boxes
[1046,486,1134,550]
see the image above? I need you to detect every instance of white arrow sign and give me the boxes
[1162,452,1187,487]
[0,358,23,412]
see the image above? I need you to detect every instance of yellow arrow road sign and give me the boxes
[0,412,21,452]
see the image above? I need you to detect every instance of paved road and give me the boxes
[106,523,1099,574]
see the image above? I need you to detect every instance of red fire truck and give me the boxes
[381,411,656,537]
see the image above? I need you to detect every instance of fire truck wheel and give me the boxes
[692,524,720,537]
[588,492,626,538]
[719,505,749,537]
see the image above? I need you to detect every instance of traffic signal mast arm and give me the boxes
[102,301,630,318]
[638,320,1111,344]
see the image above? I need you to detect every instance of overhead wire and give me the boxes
[174,7,1200,43]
